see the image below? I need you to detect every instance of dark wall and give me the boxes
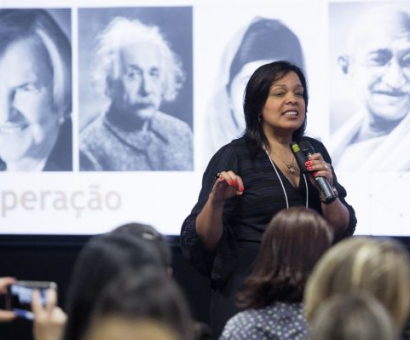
[2,235,410,340]
[0,235,211,340]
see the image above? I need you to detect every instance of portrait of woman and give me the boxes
[0,9,72,172]
[204,17,305,163]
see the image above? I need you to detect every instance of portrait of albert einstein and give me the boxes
[78,7,193,171]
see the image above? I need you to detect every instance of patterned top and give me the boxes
[219,302,309,340]
[180,136,356,289]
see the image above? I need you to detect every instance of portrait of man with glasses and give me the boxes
[329,3,410,172]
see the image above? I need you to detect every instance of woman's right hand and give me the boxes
[210,171,244,203]
[195,170,244,249]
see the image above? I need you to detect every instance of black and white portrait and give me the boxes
[328,2,410,172]
[78,7,193,171]
[0,9,72,172]
[204,16,305,162]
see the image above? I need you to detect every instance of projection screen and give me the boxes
[0,0,409,236]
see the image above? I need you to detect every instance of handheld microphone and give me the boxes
[293,141,337,202]
[290,142,307,173]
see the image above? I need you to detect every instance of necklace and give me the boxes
[264,149,309,209]
[270,150,298,175]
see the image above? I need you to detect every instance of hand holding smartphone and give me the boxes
[0,277,17,322]
[6,280,57,320]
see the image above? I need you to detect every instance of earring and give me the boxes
[258,115,261,123]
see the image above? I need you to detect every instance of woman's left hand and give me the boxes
[305,152,333,187]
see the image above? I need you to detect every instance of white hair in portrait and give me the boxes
[5,10,73,118]
[36,29,71,117]
[345,4,410,55]
[93,16,185,102]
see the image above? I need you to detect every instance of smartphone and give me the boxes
[6,280,57,320]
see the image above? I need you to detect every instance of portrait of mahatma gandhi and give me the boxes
[329,3,410,172]
[0,9,72,172]
[79,13,193,171]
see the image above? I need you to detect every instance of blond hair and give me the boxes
[304,237,410,330]
[310,293,398,340]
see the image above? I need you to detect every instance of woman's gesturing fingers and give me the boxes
[212,171,244,201]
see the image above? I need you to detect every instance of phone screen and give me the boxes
[6,281,57,320]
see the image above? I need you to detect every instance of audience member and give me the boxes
[32,287,67,340]
[83,319,180,340]
[310,292,398,340]
[111,222,214,340]
[219,207,333,340]
[0,277,16,322]
[63,232,164,340]
[112,222,172,270]
[0,276,66,340]
[84,267,194,340]
[304,237,410,334]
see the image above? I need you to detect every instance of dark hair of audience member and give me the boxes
[310,293,398,340]
[83,319,180,340]
[238,207,333,309]
[63,232,164,340]
[112,223,214,340]
[112,222,172,268]
[85,267,194,340]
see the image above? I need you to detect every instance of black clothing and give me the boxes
[180,136,356,336]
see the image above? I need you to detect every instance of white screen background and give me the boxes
[0,0,409,235]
